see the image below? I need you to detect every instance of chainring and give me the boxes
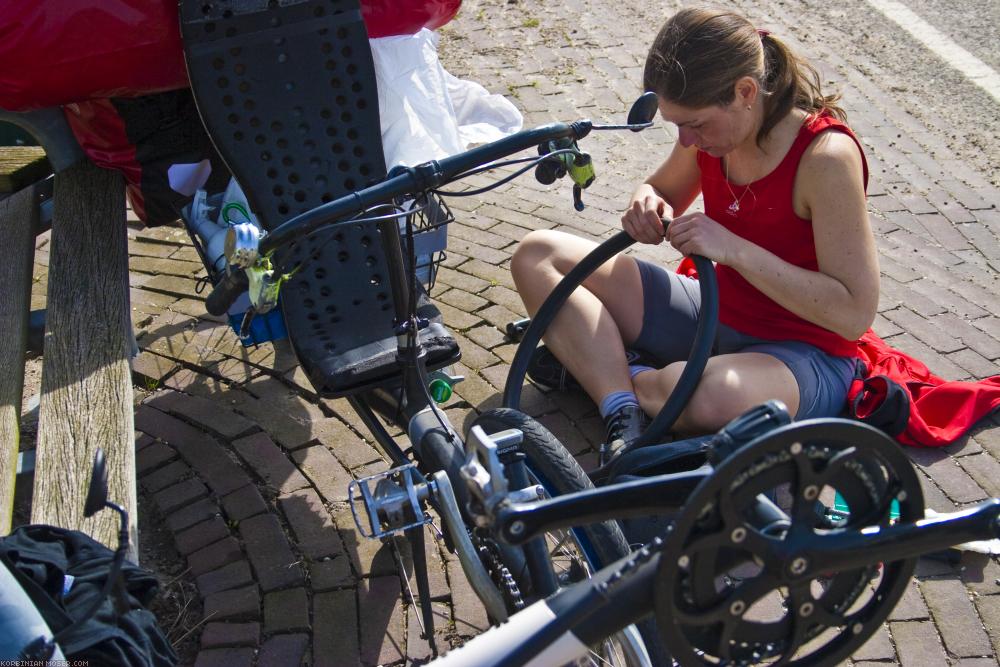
[656,418,923,666]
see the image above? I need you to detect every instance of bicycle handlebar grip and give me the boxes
[205,270,249,316]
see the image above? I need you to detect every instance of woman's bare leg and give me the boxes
[632,352,800,434]
[511,230,646,406]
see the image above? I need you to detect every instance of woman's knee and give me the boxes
[511,230,562,283]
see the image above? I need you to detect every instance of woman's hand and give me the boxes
[621,184,668,245]
[667,212,746,265]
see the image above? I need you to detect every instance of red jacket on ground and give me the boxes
[849,330,1000,447]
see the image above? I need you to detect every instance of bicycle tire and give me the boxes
[468,407,668,667]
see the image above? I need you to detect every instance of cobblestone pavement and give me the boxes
[25,0,1000,665]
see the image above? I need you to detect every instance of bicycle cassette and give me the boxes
[655,418,923,666]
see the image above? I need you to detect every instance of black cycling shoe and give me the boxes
[599,404,649,466]
[526,345,648,392]
[526,345,581,391]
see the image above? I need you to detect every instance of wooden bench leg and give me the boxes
[32,161,137,559]
[0,185,38,535]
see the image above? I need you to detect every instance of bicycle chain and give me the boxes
[477,537,525,612]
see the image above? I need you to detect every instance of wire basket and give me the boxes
[403,192,453,293]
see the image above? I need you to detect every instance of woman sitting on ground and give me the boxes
[511,8,879,461]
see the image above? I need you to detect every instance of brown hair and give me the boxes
[642,8,845,145]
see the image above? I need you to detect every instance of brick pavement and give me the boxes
[20,0,1000,664]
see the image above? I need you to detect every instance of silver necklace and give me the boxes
[724,155,754,216]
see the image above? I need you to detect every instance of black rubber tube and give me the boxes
[502,230,718,447]
[205,269,249,316]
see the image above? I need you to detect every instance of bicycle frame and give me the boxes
[429,458,1000,667]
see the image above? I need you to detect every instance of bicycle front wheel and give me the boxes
[468,408,660,667]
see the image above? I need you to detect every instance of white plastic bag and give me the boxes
[370,28,523,169]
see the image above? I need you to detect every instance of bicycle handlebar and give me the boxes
[205,269,249,317]
[204,121,593,314]
[260,121,592,253]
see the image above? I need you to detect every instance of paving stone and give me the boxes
[203,584,260,622]
[437,287,489,313]
[961,554,1000,597]
[264,588,310,634]
[166,497,222,533]
[406,601,450,663]
[199,622,260,649]
[313,589,359,667]
[188,536,244,577]
[436,266,491,294]
[136,406,252,496]
[257,633,309,667]
[154,478,209,514]
[196,560,255,597]
[309,555,354,592]
[888,578,930,621]
[140,459,191,493]
[131,351,178,384]
[146,391,256,439]
[278,488,342,560]
[907,448,988,504]
[398,532,451,603]
[957,453,1000,498]
[976,594,1000,658]
[447,559,490,637]
[889,620,949,666]
[313,425,380,471]
[953,658,1000,667]
[193,647,255,667]
[465,324,508,351]
[852,624,895,661]
[884,307,964,354]
[162,368,232,397]
[922,578,992,656]
[221,484,269,521]
[135,441,176,474]
[290,445,353,503]
[239,513,305,592]
[175,516,231,556]
[232,431,310,496]
[332,506,398,578]
[358,576,406,667]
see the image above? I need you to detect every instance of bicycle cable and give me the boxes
[432,149,581,198]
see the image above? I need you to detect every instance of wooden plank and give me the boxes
[0,147,51,193]
[32,161,136,558]
[0,184,37,533]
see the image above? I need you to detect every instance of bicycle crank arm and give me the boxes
[789,498,1000,578]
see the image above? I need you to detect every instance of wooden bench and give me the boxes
[0,110,136,559]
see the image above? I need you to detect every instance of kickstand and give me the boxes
[404,525,438,657]
[406,526,437,658]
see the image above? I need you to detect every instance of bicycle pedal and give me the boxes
[349,463,432,540]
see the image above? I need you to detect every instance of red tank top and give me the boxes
[695,112,869,357]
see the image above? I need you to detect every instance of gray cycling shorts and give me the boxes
[630,259,859,420]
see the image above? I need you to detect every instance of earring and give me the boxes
[746,105,752,111]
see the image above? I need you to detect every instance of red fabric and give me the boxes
[849,330,1000,447]
[61,99,146,221]
[362,0,461,38]
[0,0,461,111]
[0,1,188,111]
[695,113,868,358]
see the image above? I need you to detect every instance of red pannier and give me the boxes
[0,0,461,111]
[0,0,461,225]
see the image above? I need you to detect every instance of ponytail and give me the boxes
[758,33,846,143]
